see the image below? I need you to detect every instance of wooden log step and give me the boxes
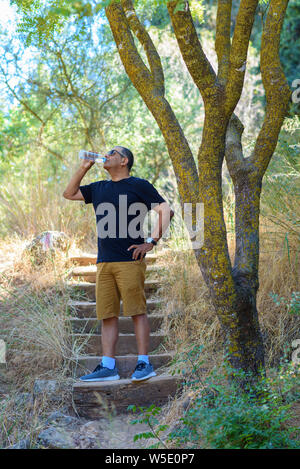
[69,315,164,334]
[74,353,173,378]
[69,253,97,265]
[67,298,162,318]
[69,253,157,266]
[66,280,160,301]
[72,333,166,355]
[73,374,182,418]
[69,264,161,283]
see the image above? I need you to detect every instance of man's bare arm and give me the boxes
[151,202,175,242]
[63,159,94,200]
[127,202,174,260]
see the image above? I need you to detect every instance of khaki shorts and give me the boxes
[95,259,147,320]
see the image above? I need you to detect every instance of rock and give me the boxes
[15,392,32,407]
[0,372,10,396]
[73,433,98,449]
[33,379,72,404]
[33,379,59,398]
[8,438,31,449]
[80,421,101,437]
[24,231,70,265]
[37,426,75,449]
[45,411,79,428]
[181,396,191,411]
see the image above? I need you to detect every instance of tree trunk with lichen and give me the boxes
[105,0,291,379]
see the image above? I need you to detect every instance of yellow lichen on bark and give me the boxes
[105,0,291,376]
[225,0,258,116]
[215,0,232,85]
[250,0,291,176]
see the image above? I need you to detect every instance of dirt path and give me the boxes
[85,414,154,449]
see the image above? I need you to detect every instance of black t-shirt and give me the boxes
[79,176,166,263]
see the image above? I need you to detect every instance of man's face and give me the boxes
[103,147,128,171]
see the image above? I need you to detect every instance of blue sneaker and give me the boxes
[79,363,120,382]
[131,360,157,381]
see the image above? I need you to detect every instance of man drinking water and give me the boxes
[63,146,174,382]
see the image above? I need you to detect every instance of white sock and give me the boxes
[101,356,116,369]
[138,355,149,364]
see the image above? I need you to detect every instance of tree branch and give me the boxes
[106,1,155,92]
[167,1,217,103]
[40,142,63,160]
[121,0,164,94]
[249,0,291,176]
[56,51,96,148]
[166,1,255,177]
[215,0,232,86]
[106,0,199,205]
[225,113,250,179]
[225,0,258,115]
[1,71,44,125]
[98,80,131,111]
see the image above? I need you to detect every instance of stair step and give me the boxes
[69,315,164,334]
[70,264,160,283]
[74,353,173,378]
[68,250,177,417]
[67,298,161,318]
[66,280,160,301]
[69,253,157,266]
[72,333,166,355]
[73,374,182,418]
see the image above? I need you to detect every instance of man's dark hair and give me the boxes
[120,146,134,172]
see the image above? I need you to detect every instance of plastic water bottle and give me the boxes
[79,150,106,163]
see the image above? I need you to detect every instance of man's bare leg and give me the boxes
[79,316,119,380]
[131,314,156,380]
[101,316,119,357]
[131,314,150,355]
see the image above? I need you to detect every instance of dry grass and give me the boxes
[0,234,94,447]
[257,218,299,366]
[0,234,92,390]
[156,217,299,373]
[0,171,98,250]
[0,385,73,449]
[155,249,222,372]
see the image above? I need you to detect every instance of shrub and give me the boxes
[168,361,300,449]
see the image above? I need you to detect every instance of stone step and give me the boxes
[69,264,160,283]
[74,353,173,378]
[73,374,182,418]
[66,280,160,301]
[72,333,166,355]
[67,298,162,318]
[69,315,164,334]
[69,253,157,266]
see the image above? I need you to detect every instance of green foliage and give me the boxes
[173,1,185,14]
[0,10,203,235]
[13,0,68,46]
[269,291,300,316]
[11,0,299,97]
[127,404,169,449]
[280,0,300,86]
[170,361,300,449]
[126,351,300,449]
[170,343,205,387]
[189,0,205,23]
